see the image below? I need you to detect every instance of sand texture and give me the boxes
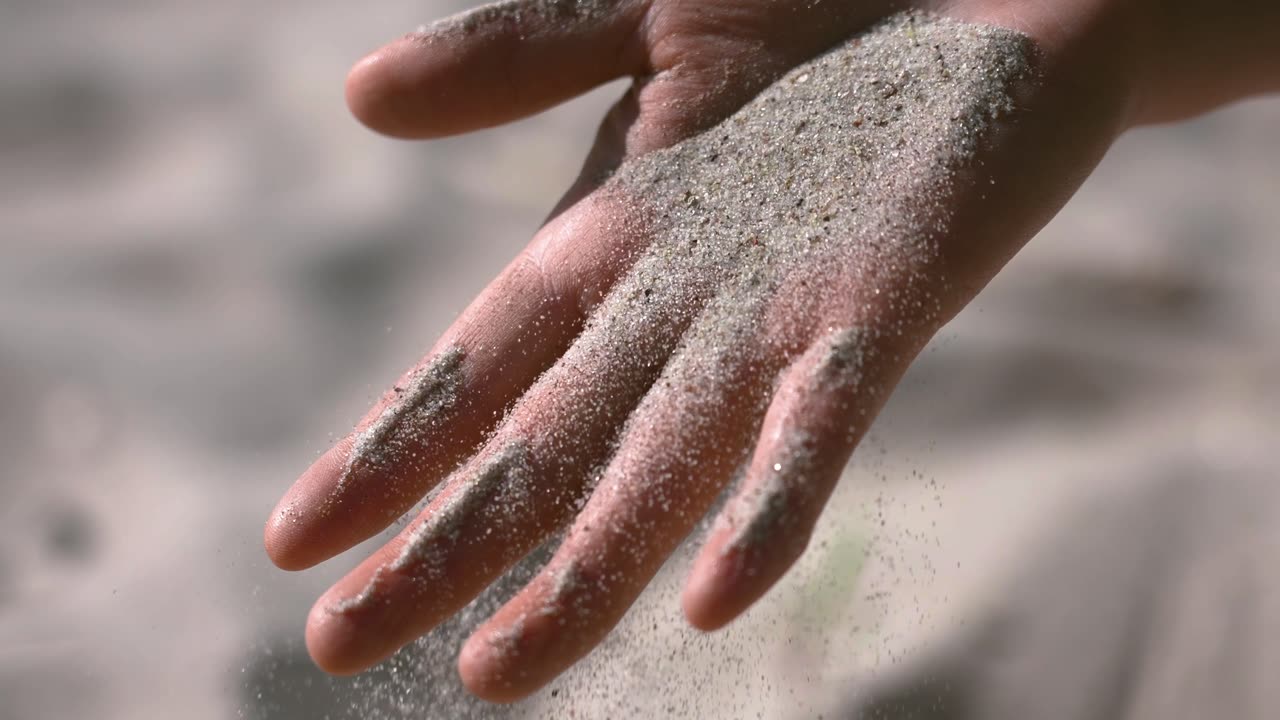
[2,0,1279,718]
[326,13,1032,626]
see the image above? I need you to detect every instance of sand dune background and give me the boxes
[1,1,1277,718]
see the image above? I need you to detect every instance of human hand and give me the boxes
[265,0,1277,703]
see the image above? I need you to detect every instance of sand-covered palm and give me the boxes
[266,0,1160,702]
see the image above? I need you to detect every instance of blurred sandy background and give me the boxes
[1,1,1276,719]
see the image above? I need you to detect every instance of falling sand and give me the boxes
[331,10,1035,718]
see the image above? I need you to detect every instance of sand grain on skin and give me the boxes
[339,346,466,497]
[341,11,1035,717]
[599,12,1031,559]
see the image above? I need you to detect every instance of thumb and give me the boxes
[346,0,650,138]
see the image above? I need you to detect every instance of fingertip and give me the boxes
[305,604,360,676]
[458,630,530,704]
[344,52,382,130]
[684,521,814,632]
[305,595,384,676]
[681,535,745,632]
[263,496,317,571]
[681,585,731,632]
[263,455,343,571]
[262,522,299,572]
[345,46,425,139]
[264,436,391,571]
[343,34,517,140]
[459,588,570,703]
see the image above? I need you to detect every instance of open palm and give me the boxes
[266,0,1146,703]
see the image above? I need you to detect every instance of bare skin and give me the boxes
[265,0,1280,703]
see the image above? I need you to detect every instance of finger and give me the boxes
[302,439,564,676]
[346,0,651,138]
[457,299,793,702]
[682,326,908,631]
[304,250,720,674]
[264,193,642,571]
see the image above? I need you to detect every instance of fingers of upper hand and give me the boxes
[454,293,927,700]
[264,195,638,571]
[459,304,788,700]
[346,0,653,138]
[303,222,706,676]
